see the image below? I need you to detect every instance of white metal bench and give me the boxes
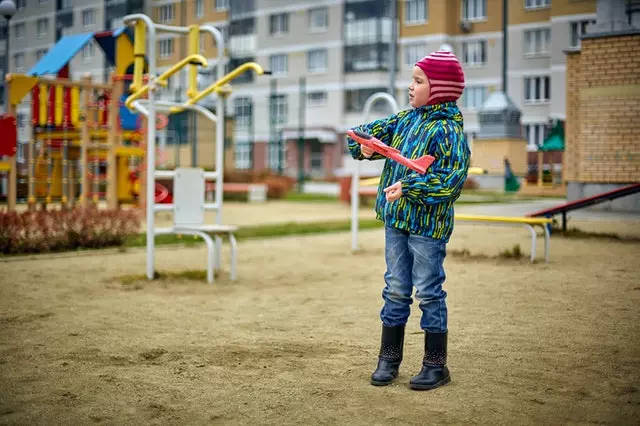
[155,167,239,284]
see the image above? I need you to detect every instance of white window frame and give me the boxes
[404,0,427,25]
[461,0,487,21]
[307,49,327,74]
[36,18,48,39]
[233,96,253,130]
[524,123,548,149]
[307,91,327,107]
[15,23,25,40]
[309,7,328,32]
[462,40,486,65]
[159,39,174,59]
[524,76,551,104]
[235,143,252,170]
[462,86,488,110]
[195,0,204,18]
[270,13,289,36]
[267,142,284,171]
[270,94,288,126]
[82,9,96,29]
[215,0,229,11]
[14,53,25,72]
[82,41,94,62]
[159,5,175,24]
[404,43,426,67]
[570,19,595,48]
[524,28,550,56]
[525,0,550,10]
[269,54,288,76]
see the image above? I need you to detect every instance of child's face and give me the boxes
[408,66,430,108]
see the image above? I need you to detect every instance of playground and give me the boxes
[1,206,639,425]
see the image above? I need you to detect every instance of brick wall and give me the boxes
[568,33,640,183]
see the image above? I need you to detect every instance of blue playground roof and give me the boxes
[27,28,132,77]
[28,33,96,76]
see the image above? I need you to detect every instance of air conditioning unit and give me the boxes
[460,21,472,33]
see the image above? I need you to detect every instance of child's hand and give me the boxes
[361,145,375,158]
[383,181,402,202]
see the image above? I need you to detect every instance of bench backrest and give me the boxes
[173,167,205,228]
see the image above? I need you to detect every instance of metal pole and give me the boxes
[269,78,276,173]
[502,0,508,94]
[3,16,10,108]
[351,92,399,252]
[297,76,305,192]
[389,0,396,97]
[123,14,156,281]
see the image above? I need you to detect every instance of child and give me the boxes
[346,49,470,390]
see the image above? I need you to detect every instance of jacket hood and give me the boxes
[414,101,464,128]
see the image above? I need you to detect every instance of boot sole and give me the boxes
[370,378,395,386]
[409,375,451,391]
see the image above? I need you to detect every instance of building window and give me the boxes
[525,0,550,10]
[524,29,550,55]
[82,9,96,28]
[462,86,487,110]
[570,19,595,48]
[196,0,204,17]
[36,18,49,38]
[159,39,174,58]
[267,143,284,171]
[344,44,389,72]
[462,40,486,65]
[524,123,548,148]
[404,43,427,67]
[307,91,327,107]
[82,41,94,62]
[16,0,25,9]
[405,0,427,25]
[216,0,229,10]
[307,49,327,73]
[159,5,175,23]
[233,97,252,130]
[309,7,328,32]
[462,0,486,21]
[270,94,288,126]
[15,23,25,39]
[235,143,252,170]
[14,53,25,72]
[269,54,288,75]
[269,13,289,36]
[310,142,323,173]
[524,76,550,103]
[36,49,48,61]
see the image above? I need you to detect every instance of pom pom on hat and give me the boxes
[415,50,465,105]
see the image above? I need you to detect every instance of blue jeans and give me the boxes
[380,225,448,332]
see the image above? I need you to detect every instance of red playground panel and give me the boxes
[0,115,17,157]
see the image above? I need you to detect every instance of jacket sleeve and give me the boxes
[400,124,470,205]
[346,111,404,161]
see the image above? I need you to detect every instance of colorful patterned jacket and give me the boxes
[347,101,470,242]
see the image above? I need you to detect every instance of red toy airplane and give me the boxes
[347,129,435,174]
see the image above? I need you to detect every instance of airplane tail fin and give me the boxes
[412,155,436,174]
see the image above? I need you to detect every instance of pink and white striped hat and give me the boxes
[415,50,465,106]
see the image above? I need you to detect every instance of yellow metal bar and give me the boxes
[54,85,63,126]
[171,62,265,113]
[130,20,146,93]
[71,87,80,126]
[39,84,47,127]
[0,161,11,172]
[454,214,552,225]
[125,54,208,110]
[187,25,200,99]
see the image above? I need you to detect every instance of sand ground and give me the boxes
[1,204,639,425]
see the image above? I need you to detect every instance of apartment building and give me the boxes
[2,0,600,180]
[150,0,596,179]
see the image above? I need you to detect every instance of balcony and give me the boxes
[229,34,257,57]
[344,18,391,46]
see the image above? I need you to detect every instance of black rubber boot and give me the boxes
[370,325,405,386]
[409,331,451,390]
